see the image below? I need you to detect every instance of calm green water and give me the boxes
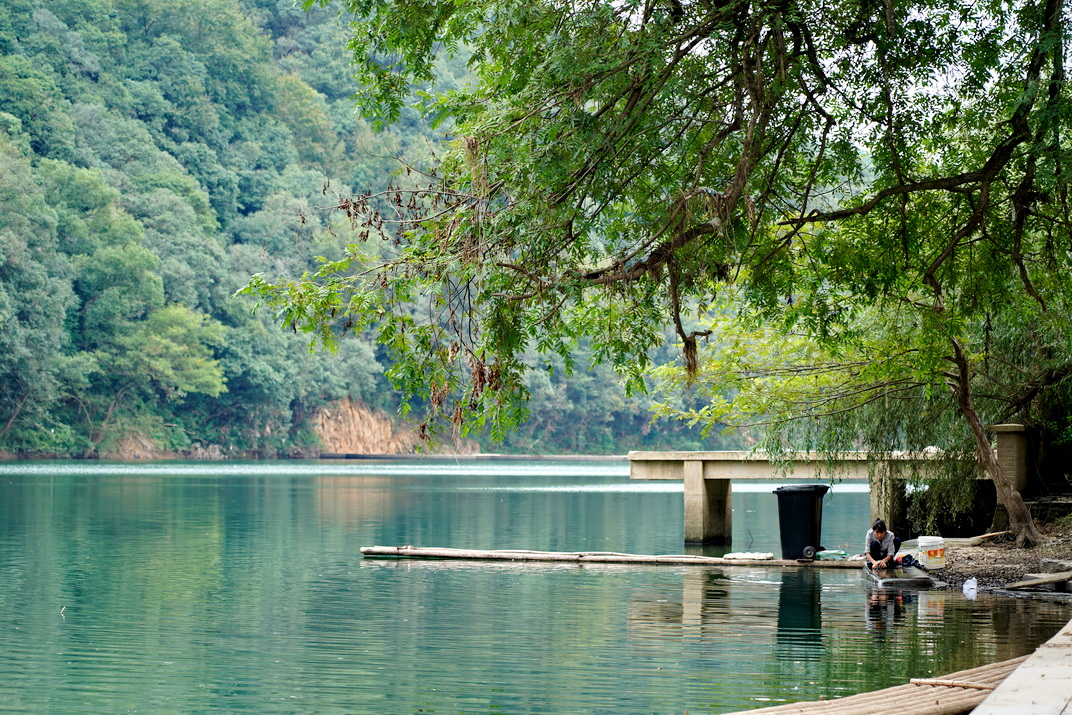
[0,460,1067,713]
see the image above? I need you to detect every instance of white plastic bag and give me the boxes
[962,577,978,600]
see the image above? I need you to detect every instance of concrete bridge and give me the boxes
[629,424,1029,544]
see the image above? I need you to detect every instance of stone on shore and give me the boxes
[936,520,1072,592]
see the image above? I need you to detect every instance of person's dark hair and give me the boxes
[872,519,887,532]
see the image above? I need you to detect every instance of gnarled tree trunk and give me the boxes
[948,339,1043,547]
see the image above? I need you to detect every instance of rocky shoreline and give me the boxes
[929,521,1072,599]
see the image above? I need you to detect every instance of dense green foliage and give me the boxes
[0,0,725,456]
[254,0,1071,540]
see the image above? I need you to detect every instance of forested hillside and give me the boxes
[0,0,734,457]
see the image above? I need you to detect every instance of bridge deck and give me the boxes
[627,431,1026,545]
[629,450,878,481]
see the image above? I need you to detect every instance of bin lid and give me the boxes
[772,484,830,495]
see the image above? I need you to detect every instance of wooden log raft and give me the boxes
[724,655,1028,714]
[359,545,863,567]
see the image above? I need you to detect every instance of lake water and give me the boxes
[0,459,1067,713]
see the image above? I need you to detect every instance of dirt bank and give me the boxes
[312,398,481,456]
[934,518,1072,592]
[314,399,419,455]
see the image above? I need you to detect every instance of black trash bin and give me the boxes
[772,484,829,559]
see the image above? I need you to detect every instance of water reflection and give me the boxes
[917,590,947,625]
[777,569,823,645]
[0,461,1068,714]
[866,586,912,638]
[626,569,731,628]
[314,475,396,524]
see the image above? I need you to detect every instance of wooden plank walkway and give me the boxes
[724,656,1027,715]
[359,545,863,568]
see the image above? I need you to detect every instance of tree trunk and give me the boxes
[0,392,29,440]
[949,340,1043,547]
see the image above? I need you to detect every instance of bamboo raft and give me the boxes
[723,655,1027,715]
[359,545,863,567]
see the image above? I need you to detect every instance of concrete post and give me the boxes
[683,460,732,544]
[989,424,1029,532]
[992,424,1029,492]
[870,463,907,537]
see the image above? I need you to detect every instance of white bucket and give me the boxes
[917,536,946,569]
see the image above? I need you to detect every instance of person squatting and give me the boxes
[865,518,903,569]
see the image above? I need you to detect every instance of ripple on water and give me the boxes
[0,462,1067,713]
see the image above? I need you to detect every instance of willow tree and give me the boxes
[247,0,1071,544]
[651,288,1070,545]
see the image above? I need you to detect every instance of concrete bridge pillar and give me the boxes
[990,423,1029,531]
[992,423,1029,492]
[869,463,908,538]
[683,460,731,544]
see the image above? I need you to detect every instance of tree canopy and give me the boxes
[0,0,717,458]
[253,0,1072,543]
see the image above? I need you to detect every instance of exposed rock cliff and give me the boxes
[95,399,478,460]
[313,399,419,455]
[112,431,177,460]
[313,399,482,455]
